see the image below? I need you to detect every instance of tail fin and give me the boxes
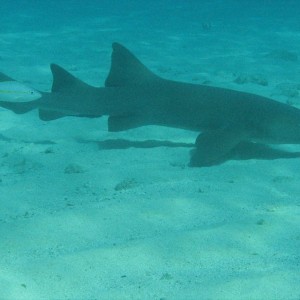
[0,72,15,82]
[0,71,40,113]
[0,100,39,114]
[105,43,160,87]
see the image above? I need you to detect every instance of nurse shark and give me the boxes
[1,43,300,167]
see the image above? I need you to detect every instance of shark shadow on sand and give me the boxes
[79,138,300,166]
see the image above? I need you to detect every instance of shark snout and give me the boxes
[268,119,300,144]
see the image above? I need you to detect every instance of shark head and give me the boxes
[264,108,300,144]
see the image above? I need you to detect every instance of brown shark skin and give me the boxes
[1,43,300,167]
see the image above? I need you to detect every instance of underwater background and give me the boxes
[1,1,300,299]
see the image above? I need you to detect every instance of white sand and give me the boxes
[0,3,300,299]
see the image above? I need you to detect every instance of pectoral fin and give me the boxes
[190,127,247,167]
[0,100,38,114]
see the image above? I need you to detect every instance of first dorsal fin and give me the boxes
[105,43,160,87]
[50,64,90,92]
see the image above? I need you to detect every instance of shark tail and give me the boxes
[0,99,40,114]
[0,72,15,82]
[0,71,41,114]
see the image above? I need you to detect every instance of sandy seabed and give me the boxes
[0,3,300,299]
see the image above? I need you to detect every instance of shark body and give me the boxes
[1,43,300,166]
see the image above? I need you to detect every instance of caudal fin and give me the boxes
[0,72,15,82]
[0,71,40,113]
[0,100,39,114]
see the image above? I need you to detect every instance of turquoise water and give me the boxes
[2,1,300,31]
[1,1,300,299]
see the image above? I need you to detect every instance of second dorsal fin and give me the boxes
[50,64,90,92]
